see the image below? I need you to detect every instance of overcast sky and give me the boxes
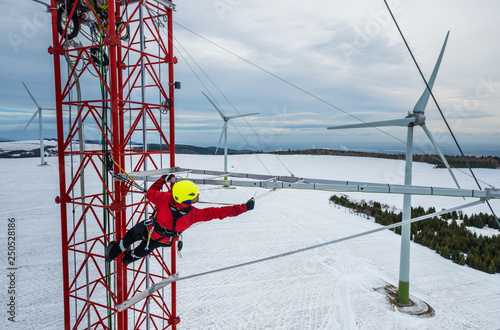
[1,0,499,155]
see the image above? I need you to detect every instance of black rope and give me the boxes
[382,0,499,227]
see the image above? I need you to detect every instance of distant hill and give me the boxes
[129,143,254,155]
[272,148,500,169]
[1,141,498,168]
[85,141,254,155]
[174,144,254,155]
[0,141,255,158]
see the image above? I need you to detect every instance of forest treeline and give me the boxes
[329,195,500,274]
[273,149,500,169]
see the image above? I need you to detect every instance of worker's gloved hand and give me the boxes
[245,198,255,211]
[161,174,173,182]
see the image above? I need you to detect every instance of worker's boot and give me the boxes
[105,240,124,262]
[122,249,140,265]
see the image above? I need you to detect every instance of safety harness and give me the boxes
[144,203,191,250]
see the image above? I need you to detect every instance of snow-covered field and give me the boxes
[0,152,499,329]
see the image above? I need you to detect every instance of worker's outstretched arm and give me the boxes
[192,198,254,222]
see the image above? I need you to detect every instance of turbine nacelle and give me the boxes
[408,112,426,127]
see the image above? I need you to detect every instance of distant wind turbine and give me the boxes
[22,82,57,166]
[327,31,458,305]
[202,91,259,173]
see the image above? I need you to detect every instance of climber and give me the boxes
[106,175,255,265]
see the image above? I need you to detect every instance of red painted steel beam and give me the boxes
[106,1,128,329]
[50,1,71,329]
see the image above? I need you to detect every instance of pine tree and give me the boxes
[457,253,465,266]
[329,194,499,274]
[441,245,450,259]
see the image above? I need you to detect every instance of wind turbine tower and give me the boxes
[202,91,259,173]
[22,82,56,166]
[328,31,460,305]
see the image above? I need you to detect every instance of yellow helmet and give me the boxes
[172,180,199,204]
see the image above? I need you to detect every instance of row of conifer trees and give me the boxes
[329,195,500,274]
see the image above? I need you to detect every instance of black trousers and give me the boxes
[109,222,172,264]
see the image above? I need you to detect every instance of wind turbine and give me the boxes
[202,91,259,173]
[327,31,459,305]
[22,82,57,166]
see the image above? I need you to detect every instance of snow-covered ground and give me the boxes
[0,152,499,329]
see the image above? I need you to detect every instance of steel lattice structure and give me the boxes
[49,0,178,328]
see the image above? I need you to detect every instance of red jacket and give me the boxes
[145,177,248,242]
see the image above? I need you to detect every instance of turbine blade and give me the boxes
[421,124,461,189]
[22,109,41,131]
[227,112,259,120]
[215,122,227,154]
[22,82,42,110]
[327,117,415,130]
[201,91,226,119]
[413,31,450,113]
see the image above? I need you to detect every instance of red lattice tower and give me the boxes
[49,0,178,328]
